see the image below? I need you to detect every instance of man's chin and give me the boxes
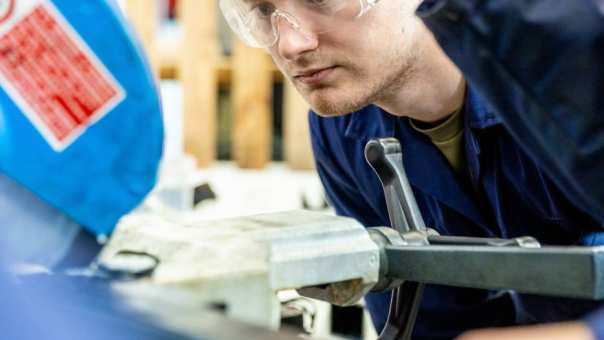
[308,97,364,117]
[302,89,358,116]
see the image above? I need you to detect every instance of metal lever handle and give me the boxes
[365,138,426,340]
[365,138,426,234]
[378,281,424,340]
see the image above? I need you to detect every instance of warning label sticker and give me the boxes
[0,0,125,151]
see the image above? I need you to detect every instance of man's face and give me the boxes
[266,0,426,116]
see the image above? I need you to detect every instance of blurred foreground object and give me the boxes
[0,0,163,240]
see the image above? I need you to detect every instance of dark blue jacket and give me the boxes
[417,0,604,224]
[309,88,604,339]
[415,1,604,337]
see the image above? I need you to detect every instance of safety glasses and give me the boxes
[219,0,380,48]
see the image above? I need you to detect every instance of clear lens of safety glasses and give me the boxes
[219,0,380,48]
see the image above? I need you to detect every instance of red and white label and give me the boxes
[0,0,125,151]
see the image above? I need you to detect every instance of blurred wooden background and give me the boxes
[123,0,314,170]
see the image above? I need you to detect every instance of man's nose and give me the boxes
[276,19,319,61]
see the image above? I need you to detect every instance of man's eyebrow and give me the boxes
[239,0,255,7]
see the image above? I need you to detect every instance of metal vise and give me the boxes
[300,138,604,340]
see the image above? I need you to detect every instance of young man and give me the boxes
[220,0,603,338]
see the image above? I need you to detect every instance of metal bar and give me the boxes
[427,235,540,247]
[385,245,604,299]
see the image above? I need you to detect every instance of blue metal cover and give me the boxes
[0,0,163,235]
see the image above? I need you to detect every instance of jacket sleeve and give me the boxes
[417,0,604,223]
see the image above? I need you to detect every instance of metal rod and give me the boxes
[385,245,604,299]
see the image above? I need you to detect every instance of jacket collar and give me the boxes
[343,86,501,140]
[465,86,502,129]
[342,86,501,231]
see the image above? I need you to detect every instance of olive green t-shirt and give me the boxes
[409,109,466,176]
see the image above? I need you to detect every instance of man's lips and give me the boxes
[293,66,337,85]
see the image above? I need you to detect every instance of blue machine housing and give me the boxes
[0,0,163,236]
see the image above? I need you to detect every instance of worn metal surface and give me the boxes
[385,245,604,299]
[99,210,380,328]
[111,281,327,340]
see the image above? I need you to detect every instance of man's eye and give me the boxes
[252,2,276,16]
